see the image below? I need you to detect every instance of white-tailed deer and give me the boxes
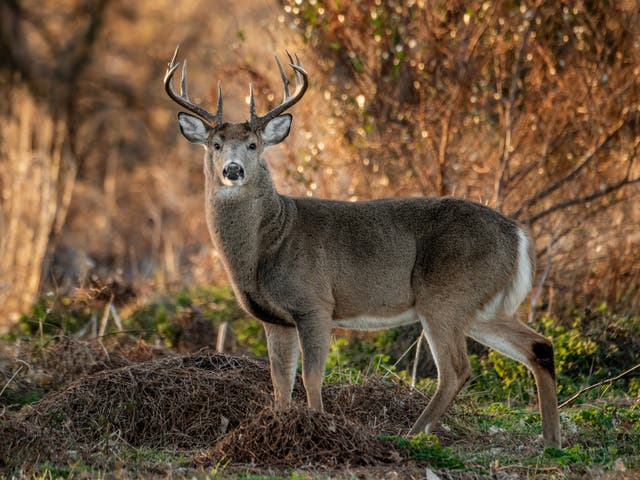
[164,47,561,447]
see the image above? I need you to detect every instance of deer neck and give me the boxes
[204,164,290,292]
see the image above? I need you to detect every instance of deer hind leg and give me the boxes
[295,312,332,411]
[469,314,561,447]
[409,314,472,435]
[264,323,299,407]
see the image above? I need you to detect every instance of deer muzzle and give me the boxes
[222,162,245,182]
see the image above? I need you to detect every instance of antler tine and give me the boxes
[164,45,220,127]
[293,54,304,87]
[181,58,189,100]
[168,45,178,69]
[216,81,223,125]
[249,51,309,131]
[249,83,257,122]
[164,45,182,86]
[286,50,303,86]
[285,49,295,65]
[275,54,291,100]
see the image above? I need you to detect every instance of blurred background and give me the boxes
[1,0,639,332]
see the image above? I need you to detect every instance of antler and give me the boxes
[164,45,223,127]
[249,51,308,131]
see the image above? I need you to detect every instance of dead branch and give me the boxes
[559,363,640,409]
[528,175,640,225]
[494,1,541,209]
[512,115,632,219]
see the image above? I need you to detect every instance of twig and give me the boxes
[98,294,114,337]
[380,334,421,380]
[528,176,640,224]
[0,358,31,397]
[392,335,421,368]
[110,304,124,332]
[528,231,555,324]
[512,115,630,219]
[74,313,97,338]
[411,334,424,389]
[0,365,24,399]
[558,363,640,409]
[216,321,229,353]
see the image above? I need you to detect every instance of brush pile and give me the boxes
[204,404,401,467]
[0,339,429,469]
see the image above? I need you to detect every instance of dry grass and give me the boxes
[1,337,639,479]
[202,404,401,467]
[323,379,429,435]
[1,352,272,459]
[0,343,427,471]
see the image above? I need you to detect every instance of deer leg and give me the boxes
[469,315,561,447]
[295,313,332,411]
[263,322,299,407]
[409,315,472,435]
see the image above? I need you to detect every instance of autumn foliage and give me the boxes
[1,1,639,328]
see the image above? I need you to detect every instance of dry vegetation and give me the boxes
[0,342,423,475]
[1,0,639,328]
[1,336,638,479]
[1,1,640,478]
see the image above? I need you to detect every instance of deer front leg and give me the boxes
[264,323,299,407]
[295,313,332,411]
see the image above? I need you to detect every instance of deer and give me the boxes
[164,46,561,447]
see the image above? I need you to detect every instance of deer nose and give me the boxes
[222,162,245,181]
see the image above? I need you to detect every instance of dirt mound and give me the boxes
[204,404,401,467]
[33,336,171,382]
[0,336,173,411]
[323,379,429,435]
[1,351,273,463]
[1,349,427,470]
[4,335,169,378]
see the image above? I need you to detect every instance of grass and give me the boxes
[1,288,639,479]
[389,434,466,469]
[452,401,639,477]
[4,389,638,479]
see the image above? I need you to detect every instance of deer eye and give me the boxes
[213,142,221,151]
[248,143,257,150]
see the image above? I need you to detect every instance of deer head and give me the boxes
[164,46,308,189]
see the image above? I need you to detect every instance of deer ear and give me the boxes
[260,114,292,146]
[178,113,211,144]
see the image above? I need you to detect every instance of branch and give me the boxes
[535,185,639,259]
[512,115,631,219]
[528,175,640,225]
[559,363,640,409]
[528,231,554,324]
[494,2,541,209]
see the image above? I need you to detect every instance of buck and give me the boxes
[164,47,561,447]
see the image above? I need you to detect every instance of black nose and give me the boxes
[222,162,245,181]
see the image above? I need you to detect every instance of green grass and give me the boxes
[387,434,466,469]
[441,399,640,478]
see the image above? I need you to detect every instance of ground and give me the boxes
[1,335,638,479]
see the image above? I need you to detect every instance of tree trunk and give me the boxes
[0,85,76,331]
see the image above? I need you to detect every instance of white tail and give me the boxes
[505,229,534,316]
[165,47,561,447]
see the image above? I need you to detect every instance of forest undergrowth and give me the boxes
[0,285,638,479]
